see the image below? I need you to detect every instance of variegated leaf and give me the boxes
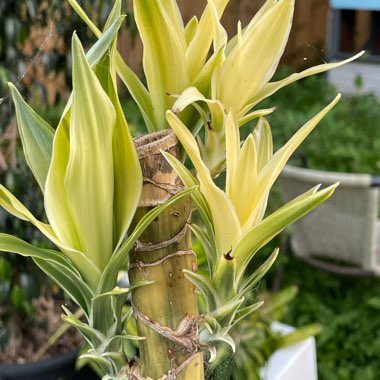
[167,110,241,256]
[45,34,116,272]
[134,0,188,130]
[243,95,340,230]
[215,0,294,114]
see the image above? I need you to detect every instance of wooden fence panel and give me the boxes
[284,0,330,66]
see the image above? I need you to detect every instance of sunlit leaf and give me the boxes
[243,95,340,230]
[184,16,198,46]
[207,0,228,53]
[167,110,241,255]
[171,87,225,132]
[237,107,276,127]
[215,0,294,113]
[134,0,188,130]
[229,135,258,226]
[186,0,229,82]
[93,35,142,254]
[225,112,239,198]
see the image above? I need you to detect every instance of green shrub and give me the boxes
[278,254,380,380]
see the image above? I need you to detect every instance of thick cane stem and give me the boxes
[128,130,203,379]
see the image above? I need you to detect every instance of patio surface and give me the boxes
[328,61,380,97]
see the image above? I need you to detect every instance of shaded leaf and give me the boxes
[9,83,54,192]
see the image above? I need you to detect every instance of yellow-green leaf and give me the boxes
[159,0,185,38]
[243,0,278,36]
[44,115,80,253]
[215,0,294,113]
[103,0,122,32]
[237,107,276,127]
[110,86,142,252]
[9,83,54,192]
[162,151,212,222]
[254,118,273,172]
[45,34,116,271]
[100,187,197,292]
[184,16,198,46]
[0,234,93,314]
[225,112,239,198]
[166,110,241,255]
[207,0,228,53]
[193,45,225,98]
[186,0,229,82]
[225,0,277,55]
[134,0,188,130]
[172,87,225,132]
[229,135,258,227]
[0,185,100,288]
[238,118,273,229]
[116,54,155,133]
[68,0,155,133]
[244,94,340,230]
[92,28,142,253]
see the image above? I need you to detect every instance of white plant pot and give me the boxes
[260,322,318,380]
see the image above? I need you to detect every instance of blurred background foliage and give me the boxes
[0,0,118,113]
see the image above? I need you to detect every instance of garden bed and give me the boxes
[274,254,380,380]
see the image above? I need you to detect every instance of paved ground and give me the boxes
[328,61,380,97]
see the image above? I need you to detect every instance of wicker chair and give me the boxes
[278,165,380,276]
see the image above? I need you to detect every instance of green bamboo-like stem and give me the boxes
[128,130,204,379]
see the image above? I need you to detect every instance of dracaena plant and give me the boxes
[0,0,362,379]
